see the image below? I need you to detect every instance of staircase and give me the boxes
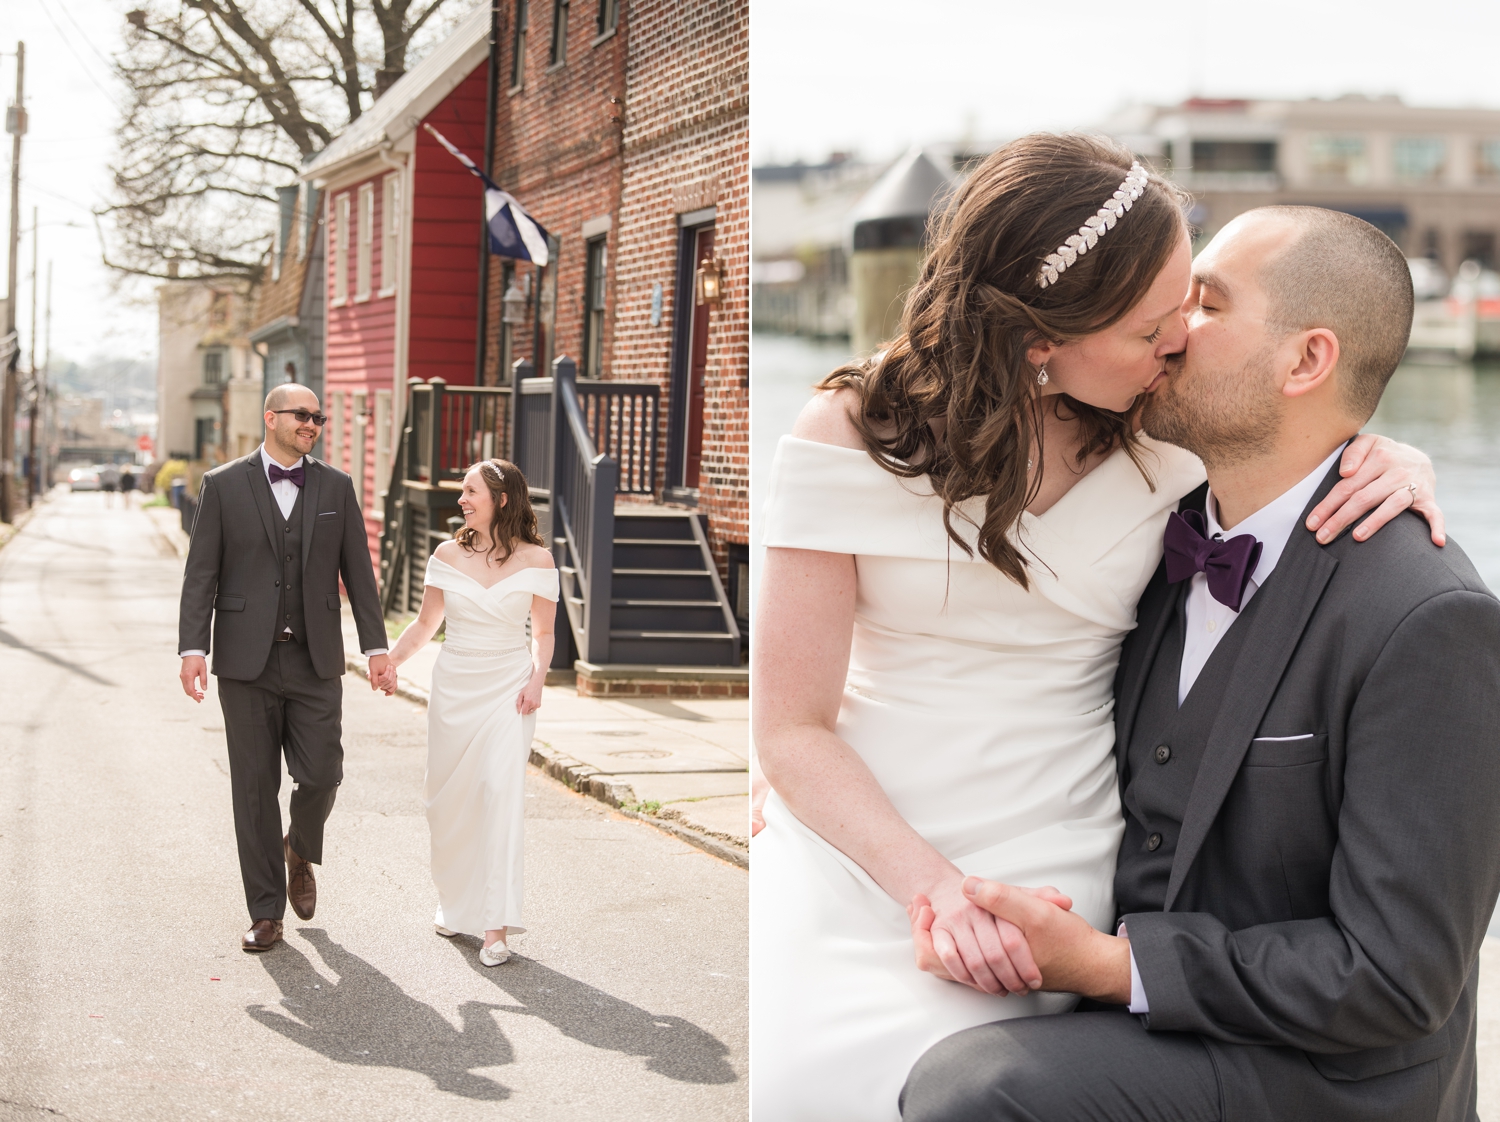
[583,509,740,666]
[384,357,742,670]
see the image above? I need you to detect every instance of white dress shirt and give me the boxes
[180,445,388,658]
[1126,442,1346,1013]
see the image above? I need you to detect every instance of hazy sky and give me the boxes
[752,0,1500,164]
[8,0,1500,364]
[1,0,149,363]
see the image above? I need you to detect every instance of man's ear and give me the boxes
[1281,328,1339,400]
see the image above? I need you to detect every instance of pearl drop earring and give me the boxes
[1036,365,1050,386]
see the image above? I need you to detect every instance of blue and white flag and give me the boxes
[423,123,551,266]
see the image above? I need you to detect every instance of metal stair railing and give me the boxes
[378,376,515,615]
[550,355,617,665]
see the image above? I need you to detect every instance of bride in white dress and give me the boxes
[750,135,1442,1121]
[383,459,558,966]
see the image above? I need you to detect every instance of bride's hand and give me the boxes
[1304,434,1443,547]
[516,676,543,716]
[906,879,1072,995]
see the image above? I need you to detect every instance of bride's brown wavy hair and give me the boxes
[455,458,544,564]
[820,133,1190,586]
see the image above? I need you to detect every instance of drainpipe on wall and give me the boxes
[475,0,502,388]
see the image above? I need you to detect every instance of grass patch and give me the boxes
[622,799,663,815]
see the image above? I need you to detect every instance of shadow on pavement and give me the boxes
[0,628,117,687]
[248,928,513,1100]
[454,939,738,1084]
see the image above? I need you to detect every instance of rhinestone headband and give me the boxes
[1037,162,1150,289]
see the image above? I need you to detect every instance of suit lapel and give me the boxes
[1115,483,1207,763]
[1163,466,1343,910]
[244,452,280,559]
[300,457,322,573]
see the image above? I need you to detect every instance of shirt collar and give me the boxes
[1204,442,1346,589]
[259,443,305,479]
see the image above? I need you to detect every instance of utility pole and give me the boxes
[25,205,37,503]
[1,42,24,524]
[41,258,50,490]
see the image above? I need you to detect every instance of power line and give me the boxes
[29,0,118,103]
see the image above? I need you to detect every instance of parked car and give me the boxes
[69,466,101,492]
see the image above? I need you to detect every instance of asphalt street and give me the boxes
[0,493,747,1122]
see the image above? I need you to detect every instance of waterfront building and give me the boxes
[1104,95,1500,274]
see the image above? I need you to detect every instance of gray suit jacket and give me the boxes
[1114,463,1500,1119]
[178,451,385,681]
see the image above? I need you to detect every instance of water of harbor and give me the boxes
[752,331,1500,601]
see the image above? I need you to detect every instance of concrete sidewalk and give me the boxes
[343,610,750,866]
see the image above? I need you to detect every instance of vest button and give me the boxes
[1147,833,1163,851]
[287,554,293,561]
[274,580,280,587]
[1154,745,1171,764]
[285,526,291,533]
[286,614,292,621]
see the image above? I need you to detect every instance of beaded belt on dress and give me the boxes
[442,644,529,657]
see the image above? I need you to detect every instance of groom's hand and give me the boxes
[908,885,1073,987]
[367,654,395,695]
[179,656,207,703]
[960,876,1132,1003]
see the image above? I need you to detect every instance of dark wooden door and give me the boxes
[683,226,715,488]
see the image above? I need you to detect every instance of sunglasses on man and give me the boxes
[272,408,329,427]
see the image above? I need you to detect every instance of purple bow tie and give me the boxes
[268,462,305,488]
[1163,509,1263,612]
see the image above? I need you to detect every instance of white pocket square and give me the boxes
[1252,733,1315,742]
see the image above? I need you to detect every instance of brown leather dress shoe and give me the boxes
[285,835,317,921]
[241,919,284,952]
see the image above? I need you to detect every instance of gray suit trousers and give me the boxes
[901,1010,1220,1122]
[217,636,343,921]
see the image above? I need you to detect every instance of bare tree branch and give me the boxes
[105,0,480,281]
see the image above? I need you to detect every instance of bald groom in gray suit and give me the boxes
[178,384,391,953]
[902,208,1500,1121]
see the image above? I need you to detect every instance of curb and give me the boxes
[345,654,748,869]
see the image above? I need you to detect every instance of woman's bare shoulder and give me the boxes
[791,387,866,450]
[514,541,555,569]
[433,539,463,563]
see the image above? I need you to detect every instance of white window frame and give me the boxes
[355,182,374,302]
[380,174,400,297]
[373,388,392,518]
[332,193,350,306]
[351,391,368,507]
[329,390,346,472]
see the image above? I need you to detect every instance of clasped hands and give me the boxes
[369,653,398,695]
[906,876,1132,1004]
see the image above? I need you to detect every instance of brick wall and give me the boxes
[613,0,750,572]
[481,0,628,388]
[481,0,749,583]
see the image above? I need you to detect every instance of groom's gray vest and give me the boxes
[1115,581,1263,918]
[274,486,309,643]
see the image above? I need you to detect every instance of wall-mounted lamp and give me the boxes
[501,281,528,326]
[695,256,726,306]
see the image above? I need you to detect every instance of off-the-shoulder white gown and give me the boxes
[751,434,1205,1122]
[421,555,560,937]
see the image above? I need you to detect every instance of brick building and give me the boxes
[482,0,751,626]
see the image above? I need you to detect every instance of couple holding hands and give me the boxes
[177,383,557,968]
[752,134,1500,1122]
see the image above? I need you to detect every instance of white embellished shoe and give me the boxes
[479,939,510,967]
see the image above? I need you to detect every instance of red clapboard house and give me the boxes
[301,2,747,687]
[300,5,493,572]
